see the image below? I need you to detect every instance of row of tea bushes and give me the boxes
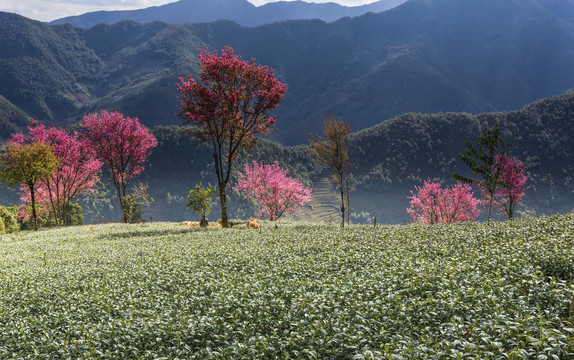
[0,215,573,358]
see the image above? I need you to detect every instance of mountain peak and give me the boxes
[50,0,406,28]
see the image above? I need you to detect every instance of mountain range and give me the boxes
[0,0,573,221]
[50,0,407,29]
[1,0,574,144]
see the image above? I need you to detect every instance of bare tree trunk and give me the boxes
[218,182,229,228]
[200,215,208,228]
[347,190,350,226]
[346,162,351,226]
[340,187,345,228]
[29,184,38,231]
[61,202,69,226]
[487,193,494,223]
[115,182,127,223]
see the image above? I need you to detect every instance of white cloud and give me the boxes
[0,0,176,21]
[0,0,380,22]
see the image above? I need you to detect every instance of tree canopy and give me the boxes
[177,45,287,228]
[0,141,60,230]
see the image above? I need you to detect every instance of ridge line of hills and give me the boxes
[138,89,574,223]
[1,0,573,145]
[49,0,407,29]
[0,0,573,221]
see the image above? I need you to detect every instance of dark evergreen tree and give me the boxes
[452,122,508,222]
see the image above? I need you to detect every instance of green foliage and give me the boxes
[0,205,19,233]
[0,141,60,230]
[21,202,84,230]
[122,194,144,224]
[186,182,217,219]
[0,142,60,187]
[0,216,574,357]
[453,122,507,183]
[0,216,5,235]
[452,122,508,221]
[64,202,84,227]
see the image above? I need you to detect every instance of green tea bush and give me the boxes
[0,215,573,358]
[0,205,19,233]
[218,218,246,227]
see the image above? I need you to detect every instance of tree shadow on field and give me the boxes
[92,225,212,241]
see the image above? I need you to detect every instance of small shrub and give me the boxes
[123,194,144,223]
[64,202,84,226]
[0,205,19,233]
[538,253,574,281]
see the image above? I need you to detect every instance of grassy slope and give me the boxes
[1,215,574,358]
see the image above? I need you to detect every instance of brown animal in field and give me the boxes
[246,218,259,229]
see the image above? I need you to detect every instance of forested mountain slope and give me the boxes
[126,90,573,223]
[0,89,571,223]
[1,0,573,144]
[347,90,574,219]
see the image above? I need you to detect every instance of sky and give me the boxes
[0,0,379,22]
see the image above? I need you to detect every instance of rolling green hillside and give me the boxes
[1,216,573,357]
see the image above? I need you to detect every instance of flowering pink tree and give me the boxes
[82,110,158,223]
[234,160,312,221]
[491,153,527,219]
[177,46,287,227]
[11,120,103,226]
[407,180,482,224]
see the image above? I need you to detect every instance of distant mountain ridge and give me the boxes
[138,90,574,223]
[1,0,573,145]
[50,0,407,28]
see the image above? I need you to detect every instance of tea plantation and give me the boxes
[1,215,574,359]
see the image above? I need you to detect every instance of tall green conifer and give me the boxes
[452,122,507,222]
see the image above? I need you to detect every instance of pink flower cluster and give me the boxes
[12,119,103,224]
[407,180,482,224]
[408,152,528,224]
[82,110,158,192]
[177,46,287,153]
[491,152,527,219]
[234,160,312,221]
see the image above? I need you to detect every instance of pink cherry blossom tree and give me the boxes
[177,46,287,227]
[11,119,103,226]
[234,160,312,221]
[82,110,158,223]
[491,153,527,220]
[407,180,482,224]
